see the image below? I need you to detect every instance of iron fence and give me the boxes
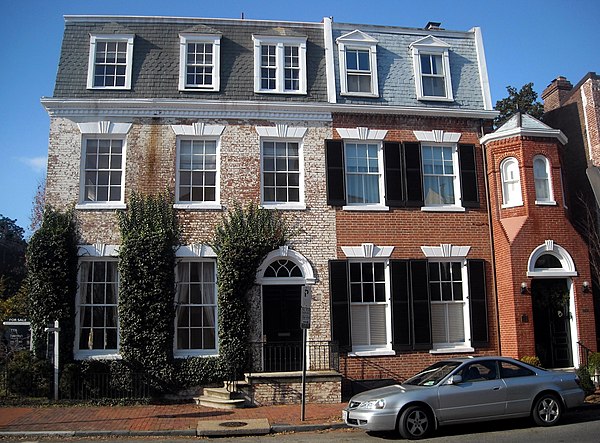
[247,340,339,373]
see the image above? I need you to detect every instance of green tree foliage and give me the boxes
[494,82,544,128]
[211,202,290,376]
[0,214,27,302]
[117,192,180,388]
[26,206,78,361]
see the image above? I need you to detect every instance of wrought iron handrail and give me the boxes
[577,341,593,368]
[247,341,339,373]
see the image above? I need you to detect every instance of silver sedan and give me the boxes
[342,356,585,439]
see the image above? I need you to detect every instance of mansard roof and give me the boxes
[53,16,327,102]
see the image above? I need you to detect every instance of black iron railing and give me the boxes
[577,341,593,368]
[247,341,339,373]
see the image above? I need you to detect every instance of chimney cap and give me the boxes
[425,21,443,30]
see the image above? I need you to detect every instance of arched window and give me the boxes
[500,157,522,207]
[533,155,554,204]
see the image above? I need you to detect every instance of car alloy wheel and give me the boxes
[398,405,432,439]
[532,393,562,426]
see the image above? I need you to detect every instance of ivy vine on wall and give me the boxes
[117,191,180,388]
[211,202,291,377]
[26,206,79,362]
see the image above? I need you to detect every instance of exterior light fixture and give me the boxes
[520,282,528,294]
[583,281,591,293]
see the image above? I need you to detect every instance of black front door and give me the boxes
[532,279,573,368]
[262,285,302,371]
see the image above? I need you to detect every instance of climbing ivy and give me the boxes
[117,192,180,389]
[26,206,78,361]
[211,202,290,376]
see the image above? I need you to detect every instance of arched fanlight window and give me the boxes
[533,155,554,204]
[534,253,562,270]
[264,259,303,278]
[500,157,523,207]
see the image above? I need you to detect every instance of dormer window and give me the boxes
[87,34,134,90]
[179,34,221,91]
[336,30,379,97]
[409,35,453,101]
[252,35,307,94]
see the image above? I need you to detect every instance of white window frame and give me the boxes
[336,30,379,97]
[252,35,307,94]
[343,141,386,210]
[500,157,523,208]
[533,155,556,205]
[175,137,221,209]
[348,260,393,355]
[428,258,473,353]
[87,34,134,90]
[260,138,305,210]
[178,34,221,92]
[174,259,218,358]
[409,36,453,102]
[78,135,127,210]
[74,257,120,360]
[421,143,463,211]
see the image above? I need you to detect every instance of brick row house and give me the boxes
[41,15,597,404]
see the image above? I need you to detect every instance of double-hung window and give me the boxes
[533,155,555,204]
[75,260,119,359]
[177,138,218,205]
[252,36,307,94]
[87,34,134,90]
[336,30,379,97]
[409,36,453,101]
[349,261,390,351]
[82,138,125,205]
[421,144,460,208]
[262,140,302,206]
[500,157,523,208]
[175,261,218,357]
[429,261,468,348]
[345,142,384,206]
[179,34,221,91]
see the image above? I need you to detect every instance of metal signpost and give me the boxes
[300,287,311,421]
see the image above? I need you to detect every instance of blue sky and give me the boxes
[1,0,598,236]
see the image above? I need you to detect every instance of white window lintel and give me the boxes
[171,123,225,137]
[336,127,387,141]
[256,125,307,139]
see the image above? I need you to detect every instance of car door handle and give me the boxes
[492,386,502,391]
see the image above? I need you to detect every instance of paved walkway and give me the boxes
[0,402,346,436]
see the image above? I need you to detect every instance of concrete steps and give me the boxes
[194,385,247,409]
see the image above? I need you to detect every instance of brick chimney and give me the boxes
[542,76,573,113]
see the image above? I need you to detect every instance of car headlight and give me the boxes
[359,399,386,409]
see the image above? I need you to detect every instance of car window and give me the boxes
[499,361,535,378]
[404,361,461,386]
[459,361,497,382]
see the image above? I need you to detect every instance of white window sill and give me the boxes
[417,96,454,102]
[174,203,222,210]
[179,86,219,92]
[74,352,122,361]
[254,89,307,95]
[430,346,474,354]
[343,204,389,212]
[87,86,131,91]
[76,203,127,210]
[261,202,306,210]
[420,205,465,213]
[341,91,379,98]
[349,349,395,357]
[535,200,557,206]
[174,351,219,358]
[501,202,523,209]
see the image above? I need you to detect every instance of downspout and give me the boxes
[480,120,502,355]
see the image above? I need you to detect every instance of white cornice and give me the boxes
[480,127,568,146]
[41,98,498,120]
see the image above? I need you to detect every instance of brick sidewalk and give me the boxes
[0,402,345,433]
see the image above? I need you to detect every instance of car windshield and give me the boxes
[403,361,461,386]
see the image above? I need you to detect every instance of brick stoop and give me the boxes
[194,385,247,409]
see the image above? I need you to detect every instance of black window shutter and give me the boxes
[325,140,346,206]
[390,260,411,350]
[403,142,424,207]
[459,144,479,208]
[409,260,432,350]
[329,260,351,351]
[467,259,489,347]
[384,142,405,207]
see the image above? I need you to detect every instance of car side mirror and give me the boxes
[447,374,462,385]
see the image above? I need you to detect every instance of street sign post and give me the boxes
[300,287,312,421]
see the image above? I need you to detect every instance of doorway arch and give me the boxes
[527,241,579,368]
